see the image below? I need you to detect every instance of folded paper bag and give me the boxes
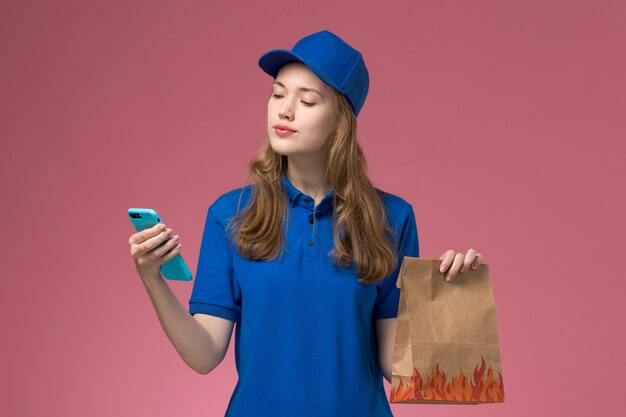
[390,257,505,404]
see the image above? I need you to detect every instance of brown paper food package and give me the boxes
[390,257,505,404]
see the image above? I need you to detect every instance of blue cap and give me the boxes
[258,30,369,117]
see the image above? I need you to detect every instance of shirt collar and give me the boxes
[281,171,335,212]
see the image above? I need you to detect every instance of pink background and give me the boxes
[1,1,624,416]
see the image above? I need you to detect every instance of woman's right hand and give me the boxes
[129,223,182,281]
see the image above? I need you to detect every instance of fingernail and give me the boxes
[446,274,452,281]
[440,265,446,272]
[160,224,166,230]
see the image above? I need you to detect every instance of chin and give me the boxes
[270,142,310,158]
[271,148,299,158]
[269,138,294,154]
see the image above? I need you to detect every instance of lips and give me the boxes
[274,126,296,137]
[274,124,296,132]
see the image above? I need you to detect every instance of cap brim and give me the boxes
[258,49,306,78]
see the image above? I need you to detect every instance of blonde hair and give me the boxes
[226,88,398,284]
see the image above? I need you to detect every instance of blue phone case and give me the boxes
[127,208,193,281]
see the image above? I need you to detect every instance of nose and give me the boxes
[278,98,294,121]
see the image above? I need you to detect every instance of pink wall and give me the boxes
[1,1,624,416]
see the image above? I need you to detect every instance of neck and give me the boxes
[285,156,329,202]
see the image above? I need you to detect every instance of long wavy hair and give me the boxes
[225,88,399,285]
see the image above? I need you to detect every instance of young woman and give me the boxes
[129,29,483,417]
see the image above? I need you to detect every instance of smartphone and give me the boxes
[127,208,193,281]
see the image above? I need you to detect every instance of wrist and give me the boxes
[139,269,162,284]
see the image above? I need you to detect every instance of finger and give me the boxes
[129,223,166,245]
[471,253,482,269]
[460,248,477,272]
[145,228,175,254]
[150,234,181,260]
[446,253,465,281]
[134,228,173,255]
[439,250,456,273]
[131,228,166,258]
[160,239,183,263]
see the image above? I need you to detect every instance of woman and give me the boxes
[129,29,483,416]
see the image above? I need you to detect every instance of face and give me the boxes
[267,62,338,157]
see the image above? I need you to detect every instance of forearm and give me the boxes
[382,360,391,384]
[140,274,220,374]
[376,318,396,385]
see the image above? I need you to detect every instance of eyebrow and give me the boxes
[273,80,323,98]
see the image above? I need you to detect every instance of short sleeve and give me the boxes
[373,206,419,320]
[188,206,242,323]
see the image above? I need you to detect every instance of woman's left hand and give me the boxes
[439,249,483,282]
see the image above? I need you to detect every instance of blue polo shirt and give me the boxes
[188,171,419,417]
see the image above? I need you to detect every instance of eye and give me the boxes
[271,94,315,107]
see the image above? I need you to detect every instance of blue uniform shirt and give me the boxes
[188,171,419,417]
